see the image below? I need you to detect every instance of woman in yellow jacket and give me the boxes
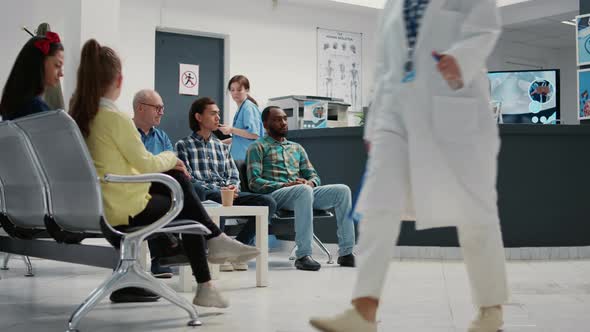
[69,39,259,308]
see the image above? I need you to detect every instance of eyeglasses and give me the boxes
[139,102,165,113]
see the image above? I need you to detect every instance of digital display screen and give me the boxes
[487,70,559,125]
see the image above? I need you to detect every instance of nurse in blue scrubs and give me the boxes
[218,75,264,161]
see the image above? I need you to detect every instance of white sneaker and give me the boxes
[468,306,503,332]
[220,263,234,272]
[192,284,229,308]
[231,262,248,271]
[310,308,377,332]
[207,234,260,264]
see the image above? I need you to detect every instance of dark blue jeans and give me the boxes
[193,185,276,244]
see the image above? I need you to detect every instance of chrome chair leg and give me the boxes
[1,253,10,270]
[313,234,334,264]
[124,263,201,327]
[288,245,297,260]
[22,255,34,277]
[66,263,127,332]
[66,252,201,331]
[289,237,334,264]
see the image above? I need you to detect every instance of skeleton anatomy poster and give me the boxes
[317,28,362,112]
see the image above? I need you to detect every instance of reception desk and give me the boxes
[288,125,590,248]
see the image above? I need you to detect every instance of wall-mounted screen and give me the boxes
[487,69,559,125]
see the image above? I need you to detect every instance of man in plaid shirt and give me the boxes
[176,97,276,271]
[246,106,356,271]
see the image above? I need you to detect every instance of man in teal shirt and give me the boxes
[246,106,356,271]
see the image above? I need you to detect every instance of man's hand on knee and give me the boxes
[296,178,315,188]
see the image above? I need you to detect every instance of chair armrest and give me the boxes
[0,177,6,214]
[160,219,211,235]
[103,173,183,242]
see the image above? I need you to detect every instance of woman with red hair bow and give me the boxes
[0,32,64,120]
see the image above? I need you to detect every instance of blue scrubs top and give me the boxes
[230,99,263,161]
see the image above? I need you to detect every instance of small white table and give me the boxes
[177,205,269,292]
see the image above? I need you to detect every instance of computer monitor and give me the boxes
[487,69,560,124]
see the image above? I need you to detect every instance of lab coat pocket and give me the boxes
[432,96,478,142]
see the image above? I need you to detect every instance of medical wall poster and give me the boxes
[302,100,328,129]
[317,28,362,112]
[578,69,590,120]
[179,63,199,95]
[576,14,590,66]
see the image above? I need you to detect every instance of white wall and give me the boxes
[0,0,121,110]
[0,1,579,124]
[0,3,28,88]
[61,0,121,107]
[118,0,164,115]
[555,47,578,125]
[0,0,68,99]
[118,0,378,120]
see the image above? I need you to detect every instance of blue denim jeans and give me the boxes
[270,184,355,258]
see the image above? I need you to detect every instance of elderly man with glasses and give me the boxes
[133,89,170,155]
[131,89,184,280]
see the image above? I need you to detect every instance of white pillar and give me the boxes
[80,0,120,48]
[0,2,28,88]
[63,0,120,111]
[62,1,82,109]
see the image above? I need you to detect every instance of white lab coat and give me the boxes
[359,0,502,229]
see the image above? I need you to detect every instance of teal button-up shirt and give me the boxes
[246,135,321,194]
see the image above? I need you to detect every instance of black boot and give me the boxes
[294,255,321,271]
[337,253,356,267]
[110,287,161,303]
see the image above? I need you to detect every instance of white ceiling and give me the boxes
[319,0,536,9]
[283,0,579,51]
[323,0,385,9]
[501,11,578,50]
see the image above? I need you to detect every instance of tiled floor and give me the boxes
[0,251,589,332]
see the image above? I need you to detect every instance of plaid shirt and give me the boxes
[175,132,240,191]
[246,135,321,194]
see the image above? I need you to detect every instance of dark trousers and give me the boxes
[137,170,222,283]
[196,186,276,244]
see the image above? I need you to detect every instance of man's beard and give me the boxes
[268,128,286,137]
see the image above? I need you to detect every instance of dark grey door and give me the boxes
[155,31,224,143]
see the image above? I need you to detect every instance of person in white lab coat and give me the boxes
[310,0,509,331]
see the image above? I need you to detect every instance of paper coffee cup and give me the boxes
[221,189,234,207]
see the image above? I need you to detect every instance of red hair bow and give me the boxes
[34,32,61,55]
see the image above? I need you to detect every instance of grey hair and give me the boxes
[132,89,156,111]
